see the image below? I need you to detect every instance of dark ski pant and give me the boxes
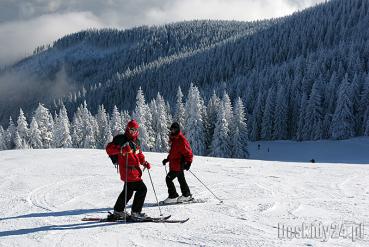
[114,180,147,213]
[166,170,191,198]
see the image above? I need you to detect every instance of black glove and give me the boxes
[109,155,118,169]
[109,155,118,165]
[183,162,191,171]
[162,158,169,166]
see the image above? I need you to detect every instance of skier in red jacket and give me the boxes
[106,119,151,220]
[162,122,193,203]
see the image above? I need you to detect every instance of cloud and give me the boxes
[0,0,326,66]
[0,67,75,107]
[286,0,326,9]
[140,0,297,25]
[0,11,105,66]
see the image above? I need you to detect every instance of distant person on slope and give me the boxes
[162,122,193,203]
[106,119,151,220]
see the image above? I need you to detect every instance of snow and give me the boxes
[250,137,369,164]
[1,138,369,246]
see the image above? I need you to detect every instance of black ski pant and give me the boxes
[114,180,147,213]
[166,170,191,198]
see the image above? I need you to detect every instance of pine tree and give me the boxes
[351,73,361,134]
[70,102,97,148]
[364,105,369,136]
[53,105,72,148]
[232,97,249,158]
[34,103,54,148]
[81,102,97,148]
[331,74,355,140]
[151,93,170,152]
[5,117,16,149]
[206,91,221,154]
[184,84,206,155]
[84,117,97,149]
[150,99,159,151]
[249,92,264,141]
[273,85,288,140]
[166,102,173,126]
[261,87,276,140]
[360,74,369,133]
[326,72,339,116]
[210,103,231,158]
[121,110,131,131]
[289,76,302,139]
[29,117,43,149]
[174,86,185,130]
[322,114,332,139]
[296,93,308,141]
[0,126,7,150]
[305,81,323,140]
[133,87,154,151]
[223,91,234,130]
[96,105,112,148]
[17,108,29,146]
[71,108,83,148]
[14,131,23,149]
[111,105,123,136]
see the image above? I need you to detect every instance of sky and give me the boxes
[0,0,326,67]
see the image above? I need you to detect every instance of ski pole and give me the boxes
[147,169,163,216]
[164,164,168,175]
[189,170,223,203]
[124,153,128,223]
[120,144,130,223]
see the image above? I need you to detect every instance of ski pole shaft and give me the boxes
[189,170,223,203]
[124,153,128,223]
[164,165,168,175]
[147,169,163,216]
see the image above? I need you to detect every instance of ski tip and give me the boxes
[163,215,172,220]
[173,217,190,224]
[156,217,189,223]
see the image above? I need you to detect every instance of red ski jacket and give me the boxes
[167,131,193,171]
[106,134,146,182]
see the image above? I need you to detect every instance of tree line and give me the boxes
[0,84,249,159]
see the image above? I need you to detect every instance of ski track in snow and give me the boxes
[1,144,369,246]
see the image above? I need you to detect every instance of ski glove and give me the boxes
[162,158,169,166]
[109,155,118,164]
[183,162,191,171]
[143,161,151,169]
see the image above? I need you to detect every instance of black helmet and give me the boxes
[170,122,180,135]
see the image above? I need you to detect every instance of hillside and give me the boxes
[1,0,369,143]
[0,20,264,125]
[1,138,369,246]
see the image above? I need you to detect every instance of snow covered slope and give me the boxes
[1,138,369,246]
[249,137,369,164]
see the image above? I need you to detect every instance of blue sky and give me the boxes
[0,0,325,66]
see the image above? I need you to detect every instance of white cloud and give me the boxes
[142,0,296,24]
[0,11,105,66]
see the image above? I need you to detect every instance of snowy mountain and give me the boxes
[1,138,369,246]
[1,0,369,142]
[0,20,264,126]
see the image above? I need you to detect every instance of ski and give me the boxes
[81,214,189,223]
[156,198,206,206]
[161,218,189,223]
[81,214,170,222]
